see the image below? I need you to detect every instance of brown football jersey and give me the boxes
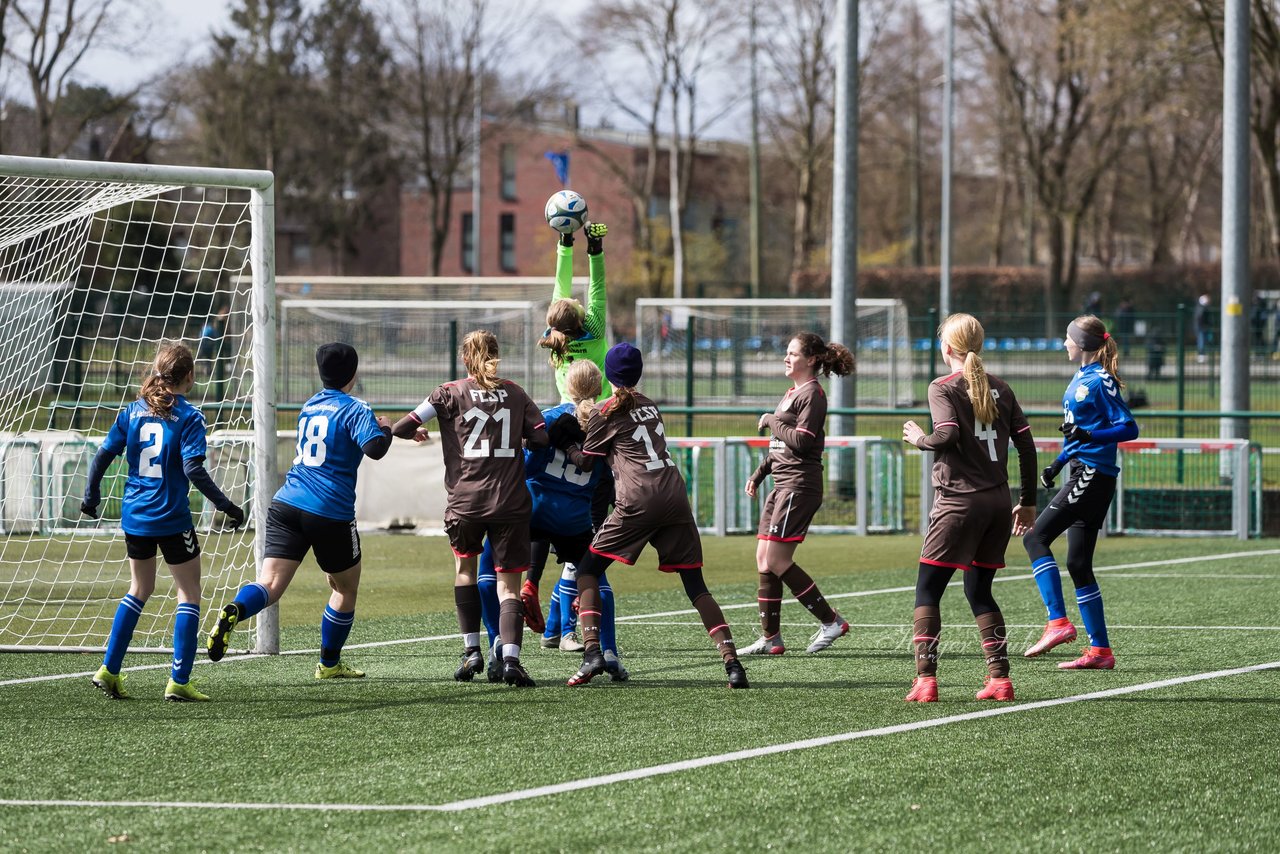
[582,392,693,524]
[428,378,547,520]
[915,371,1036,505]
[755,378,827,494]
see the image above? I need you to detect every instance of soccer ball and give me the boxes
[545,190,588,234]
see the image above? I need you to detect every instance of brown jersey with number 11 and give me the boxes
[582,392,692,525]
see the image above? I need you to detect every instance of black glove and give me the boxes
[221,502,246,529]
[559,231,574,248]
[585,222,607,255]
[1059,422,1093,443]
[79,500,99,519]
[546,412,585,450]
[1040,458,1066,490]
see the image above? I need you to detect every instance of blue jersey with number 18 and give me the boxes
[274,388,385,521]
[524,402,602,532]
[101,397,209,537]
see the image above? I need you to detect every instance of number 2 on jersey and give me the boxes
[139,423,164,478]
[632,422,675,471]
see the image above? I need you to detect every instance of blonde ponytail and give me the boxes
[461,330,502,390]
[938,313,997,425]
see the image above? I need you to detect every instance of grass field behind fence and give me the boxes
[2,534,1278,852]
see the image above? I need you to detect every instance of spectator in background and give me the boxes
[198,307,230,399]
[1194,294,1213,363]
[1083,291,1103,316]
[1115,298,1135,355]
[1251,295,1269,356]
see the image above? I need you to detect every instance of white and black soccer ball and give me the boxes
[544,190,588,234]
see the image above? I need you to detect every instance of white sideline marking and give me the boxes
[4,548,1277,690]
[3,660,1277,814]
[622,620,1280,632]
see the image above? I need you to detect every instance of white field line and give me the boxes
[4,548,1277,690]
[621,620,1280,632]
[3,659,1277,814]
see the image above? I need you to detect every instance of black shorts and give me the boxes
[125,529,200,565]
[263,501,361,574]
[529,525,592,567]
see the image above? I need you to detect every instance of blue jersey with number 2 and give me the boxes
[274,388,384,521]
[524,402,602,533]
[1061,363,1136,477]
[102,397,208,537]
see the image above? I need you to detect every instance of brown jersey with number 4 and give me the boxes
[914,371,1036,507]
[582,392,692,524]
[429,378,547,520]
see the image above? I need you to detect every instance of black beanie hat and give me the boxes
[316,342,358,389]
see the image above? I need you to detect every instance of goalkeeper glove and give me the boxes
[1059,422,1093,443]
[79,500,99,519]
[585,221,607,255]
[559,231,574,248]
[546,412,586,450]
[221,502,246,530]
[1039,458,1066,490]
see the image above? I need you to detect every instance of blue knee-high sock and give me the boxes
[103,593,145,674]
[559,577,579,635]
[599,571,617,654]
[545,581,562,639]
[171,602,200,684]
[1074,584,1109,648]
[478,546,500,651]
[1031,556,1067,621]
[319,605,355,667]
[232,582,270,620]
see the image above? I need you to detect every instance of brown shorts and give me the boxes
[589,513,703,571]
[920,487,1012,571]
[444,514,530,573]
[756,488,823,543]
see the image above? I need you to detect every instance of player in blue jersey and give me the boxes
[206,343,392,678]
[476,361,627,683]
[82,341,245,702]
[1023,315,1139,670]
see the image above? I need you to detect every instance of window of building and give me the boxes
[291,236,312,264]
[461,212,474,273]
[500,213,516,272]
[500,144,517,200]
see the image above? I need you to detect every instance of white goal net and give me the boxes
[634,298,915,407]
[0,155,277,653]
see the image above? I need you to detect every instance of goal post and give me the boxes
[0,154,278,654]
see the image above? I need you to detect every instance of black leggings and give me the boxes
[579,549,709,603]
[1023,463,1117,589]
[914,563,999,616]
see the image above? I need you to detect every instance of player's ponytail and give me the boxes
[1071,314,1126,390]
[939,313,997,425]
[565,360,603,428]
[539,299,586,367]
[793,332,855,378]
[140,340,194,420]
[609,385,638,417]
[461,329,502,390]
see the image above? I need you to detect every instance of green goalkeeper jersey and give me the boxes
[551,241,610,403]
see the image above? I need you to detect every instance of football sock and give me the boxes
[544,580,562,639]
[975,610,1009,678]
[757,572,783,636]
[559,576,579,635]
[912,605,941,677]
[319,605,355,667]
[1031,556,1067,621]
[599,571,617,654]
[231,582,270,621]
[454,584,482,651]
[1074,584,1110,648]
[103,593,145,674]
[477,570,500,649]
[170,602,199,684]
[576,573,602,652]
[780,564,837,624]
[690,592,736,663]
[498,598,524,652]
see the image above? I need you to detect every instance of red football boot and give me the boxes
[976,676,1015,701]
[1024,618,1077,658]
[520,580,545,634]
[1058,646,1115,670]
[905,675,938,703]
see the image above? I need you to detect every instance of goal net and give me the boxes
[634,298,915,408]
[0,155,277,653]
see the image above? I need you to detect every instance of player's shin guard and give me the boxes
[319,605,355,667]
[975,610,1009,679]
[454,584,482,653]
[912,605,941,677]
[231,582,270,621]
[477,571,500,650]
[599,571,617,654]
[757,571,783,637]
[780,563,837,625]
[1029,556,1068,621]
[103,593,145,674]
[171,602,199,684]
[1074,584,1110,649]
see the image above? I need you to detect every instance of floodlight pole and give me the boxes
[939,0,954,318]
[1221,0,1250,441]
